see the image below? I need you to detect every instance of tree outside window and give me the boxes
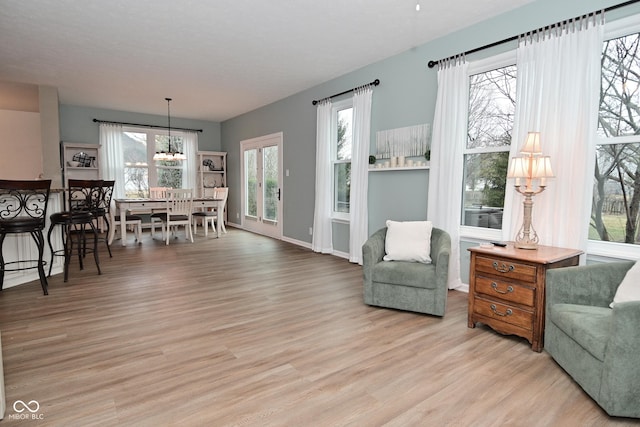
[122,129,184,198]
[462,65,516,229]
[592,32,640,245]
[333,104,352,217]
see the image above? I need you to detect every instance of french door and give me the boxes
[241,132,282,239]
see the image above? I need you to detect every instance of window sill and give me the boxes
[586,240,640,261]
[369,164,430,172]
[331,217,350,225]
[459,225,502,242]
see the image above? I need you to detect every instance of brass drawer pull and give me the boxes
[490,304,513,317]
[492,261,514,273]
[491,282,514,294]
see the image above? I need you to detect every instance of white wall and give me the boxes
[0,109,43,179]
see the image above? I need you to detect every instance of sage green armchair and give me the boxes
[545,261,640,418]
[362,227,450,316]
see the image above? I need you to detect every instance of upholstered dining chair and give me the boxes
[151,189,194,245]
[192,187,228,237]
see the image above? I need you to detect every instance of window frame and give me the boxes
[330,98,353,222]
[122,125,186,198]
[460,51,517,242]
[587,14,640,260]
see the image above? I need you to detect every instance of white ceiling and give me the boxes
[0,0,534,122]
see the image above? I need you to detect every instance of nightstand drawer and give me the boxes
[475,276,535,307]
[475,256,537,283]
[474,297,533,330]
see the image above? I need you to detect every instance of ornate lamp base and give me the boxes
[514,191,540,250]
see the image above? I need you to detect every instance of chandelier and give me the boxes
[153,97,186,161]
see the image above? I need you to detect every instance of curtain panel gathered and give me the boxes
[349,86,373,264]
[312,100,333,254]
[181,131,198,191]
[99,123,125,199]
[427,57,468,290]
[507,14,604,253]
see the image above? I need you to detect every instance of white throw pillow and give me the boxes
[383,220,433,264]
[610,260,640,308]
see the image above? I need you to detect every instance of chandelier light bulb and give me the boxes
[416,2,420,11]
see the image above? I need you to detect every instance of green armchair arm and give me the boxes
[430,228,451,288]
[362,228,386,304]
[546,261,634,309]
[600,299,640,415]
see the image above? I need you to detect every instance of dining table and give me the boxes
[112,197,225,246]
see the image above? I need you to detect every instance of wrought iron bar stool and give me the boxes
[0,179,52,295]
[47,179,103,282]
[93,180,115,257]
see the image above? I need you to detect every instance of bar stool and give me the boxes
[93,180,115,257]
[47,179,103,282]
[0,179,52,295]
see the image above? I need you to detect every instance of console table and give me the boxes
[468,243,582,352]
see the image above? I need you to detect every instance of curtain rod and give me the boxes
[426,0,640,68]
[312,78,380,105]
[92,118,203,133]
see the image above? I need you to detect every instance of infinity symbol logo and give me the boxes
[13,400,40,413]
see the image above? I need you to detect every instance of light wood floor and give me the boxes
[0,228,637,426]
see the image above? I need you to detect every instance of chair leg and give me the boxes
[89,222,101,275]
[47,223,57,277]
[0,233,6,291]
[103,216,112,258]
[75,226,85,271]
[63,224,72,282]
[108,223,116,245]
[31,230,48,295]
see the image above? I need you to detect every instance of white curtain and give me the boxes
[349,86,373,264]
[99,123,125,199]
[181,131,198,191]
[312,100,333,253]
[427,57,468,290]
[507,14,604,252]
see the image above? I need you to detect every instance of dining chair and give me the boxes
[0,179,52,295]
[108,202,143,245]
[152,189,194,245]
[149,186,169,231]
[192,187,228,237]
[149,187,169,199]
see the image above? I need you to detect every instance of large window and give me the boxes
[462,63,516,230]
[122,127,184,198]
[591,29,640,247]
[332,100,353,220]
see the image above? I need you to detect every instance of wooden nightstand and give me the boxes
[468,243,582,352]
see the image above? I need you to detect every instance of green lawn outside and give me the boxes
[589,213,637,243]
